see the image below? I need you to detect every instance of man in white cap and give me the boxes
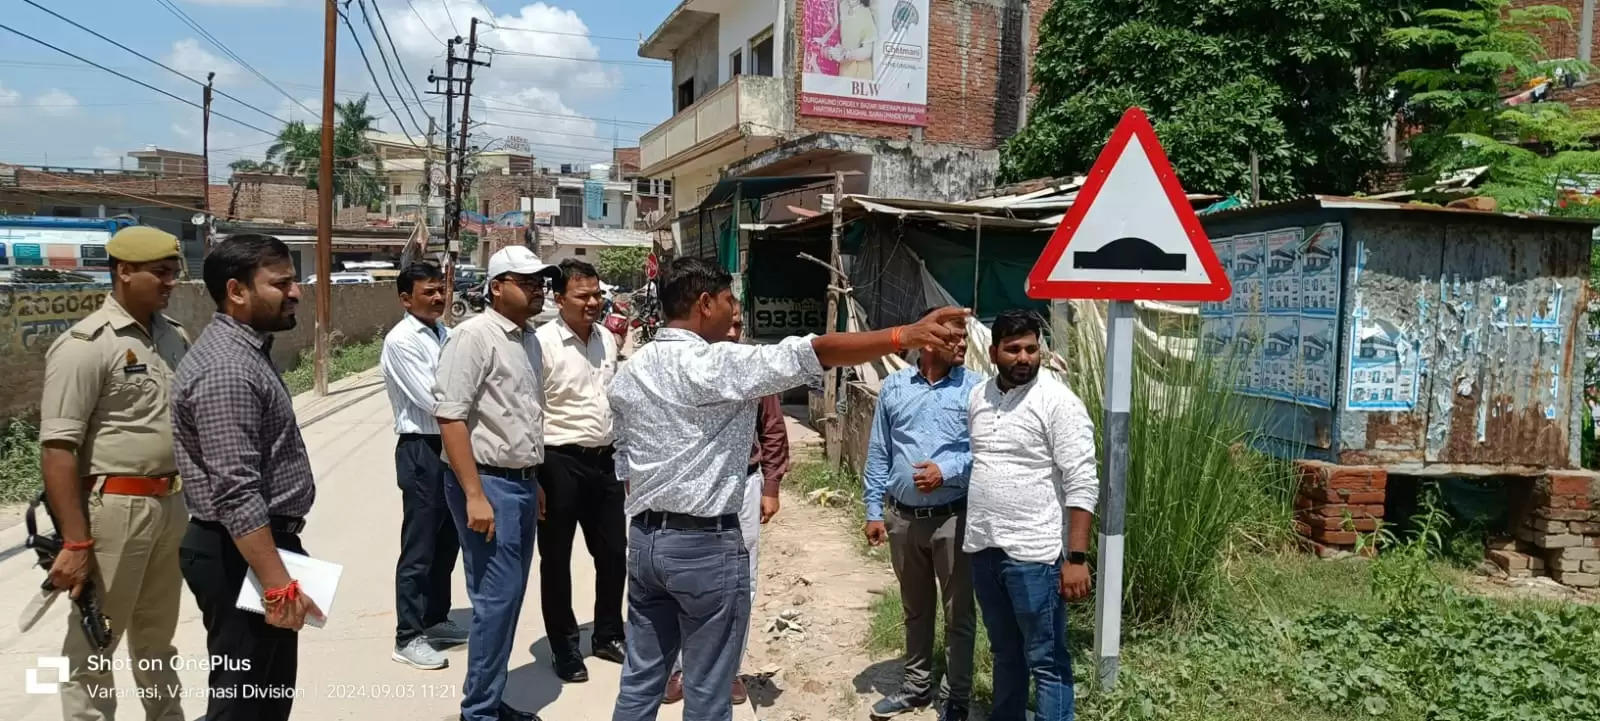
[434,244,559,721]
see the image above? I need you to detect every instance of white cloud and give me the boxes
[91,146,123,168]
[36,89,80,116]
[165,38,245,87]
[0,82,20,107]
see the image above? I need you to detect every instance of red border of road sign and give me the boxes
[1026,107,1231,302]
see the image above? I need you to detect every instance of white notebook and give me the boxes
[235,550,343,629]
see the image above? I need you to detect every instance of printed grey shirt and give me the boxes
[610,327,823,518]
[172,313,314,537]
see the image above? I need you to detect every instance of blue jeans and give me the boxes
[969,548,1074,721]
[612,521,750,721]
[445,469,538,721]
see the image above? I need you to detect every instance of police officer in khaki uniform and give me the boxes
[40,226,191,721]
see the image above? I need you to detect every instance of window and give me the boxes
[557,188,582,227]
[751,28,774,76]
[603,201,610,217]
[662,179,673,196]
[730,49,743,78]
[636,178,652,195]
[676,79,695,111]
[575,247,587,256]
[392,184,402,195]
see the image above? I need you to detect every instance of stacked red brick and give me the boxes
[1492,471,1600,588]
[1293,461,1387,557]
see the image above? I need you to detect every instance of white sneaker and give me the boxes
[392,637,447,670]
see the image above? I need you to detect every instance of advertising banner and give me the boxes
[800,0,928,126]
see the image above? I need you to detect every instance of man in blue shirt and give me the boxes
[863,309,982,721]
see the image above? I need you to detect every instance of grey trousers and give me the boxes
[886,505,976,705]
[613,520,751,721]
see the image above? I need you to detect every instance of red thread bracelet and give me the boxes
[63,539,94,551]
[263,580,301,606]
[891,326,903,351]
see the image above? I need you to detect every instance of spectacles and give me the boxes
[497,274,549,291]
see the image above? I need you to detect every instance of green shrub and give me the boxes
[1069,335,1297,625]
[0,419,43,503]
[281,334,384,395]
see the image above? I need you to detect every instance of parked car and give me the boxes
[305,271,376,285]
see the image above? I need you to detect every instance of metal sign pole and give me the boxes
[1092,299,1134,686]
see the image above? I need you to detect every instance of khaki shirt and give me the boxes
[433,308,546,470]
[39,295,191,479]
[534,317,617,448]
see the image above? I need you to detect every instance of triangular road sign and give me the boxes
[1026,107,1231,302]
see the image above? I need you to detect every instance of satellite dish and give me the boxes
[190,213,207,226]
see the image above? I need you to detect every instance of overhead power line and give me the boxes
[18,0,293,126]
[150,0,320,119]
[350,0,425,138]
[485,22,642,43]
[481,47,668,68]
[440,0,459,36]
[405,0,444,45]
[0,22,277,137]
[368,0,432,112]
[474,97,659,128]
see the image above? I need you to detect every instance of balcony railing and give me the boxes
[639,74,788,172]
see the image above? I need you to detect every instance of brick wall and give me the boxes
[216,173,368,226]
[474,174,559,254]
[790,0,1049,149]
[1513,0,1595,61]
[12,168,205,200]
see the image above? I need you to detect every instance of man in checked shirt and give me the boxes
[172,234,322,721]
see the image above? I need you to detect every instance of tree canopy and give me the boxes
[1001,0,1426,197]
[263,95,386,207]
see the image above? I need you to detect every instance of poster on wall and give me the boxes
[1202,236,1232,316]
[1264,228,1302,313]
[1298,315,1336,408]
[1233,313,1265,394]
[1231,234,1264,313]
[1300,223,1342,315]
[1346,316,1419,410]
[1262,315,1300,399]
[800,0,929,126]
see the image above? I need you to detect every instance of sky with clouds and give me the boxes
[0,0,679,181]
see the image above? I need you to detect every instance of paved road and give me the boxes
[0,374,750,721]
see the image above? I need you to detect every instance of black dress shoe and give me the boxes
[498,703,540,721]
[553,656,589,683]
[592,638,626,664]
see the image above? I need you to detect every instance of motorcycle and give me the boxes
[450,283,487,319]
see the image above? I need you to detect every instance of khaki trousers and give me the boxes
[60,489,187,721]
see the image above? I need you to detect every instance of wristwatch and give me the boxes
[1066,551,1088,566]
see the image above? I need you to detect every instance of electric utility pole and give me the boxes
[314,0,336,396]
[201,71,214,254]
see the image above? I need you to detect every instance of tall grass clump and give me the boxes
[1065,312,1296,625]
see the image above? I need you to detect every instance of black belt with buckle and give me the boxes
[632,511,741,532]
[192,515,305,535]
[550,444,614,457]
[891,498,966,520]
[478,464,536,481]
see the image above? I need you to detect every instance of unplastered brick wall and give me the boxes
[789,0,1049,148]
[1491,471,1600,588]
[1512,0,1596,62]
[218,174,367,226]
[1293,461,1388,556]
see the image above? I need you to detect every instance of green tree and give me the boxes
[264,95,387,208]
[1001,0,1424,196]
[595,246,650,287]
[227,158,280,174]
[1389,0,1600,216]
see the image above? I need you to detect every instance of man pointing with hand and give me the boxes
[608,257,968,721]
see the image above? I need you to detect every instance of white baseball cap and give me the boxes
[486,245,555,280]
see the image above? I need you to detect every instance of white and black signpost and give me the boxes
[1026,107,1232,685]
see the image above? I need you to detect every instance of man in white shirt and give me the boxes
[608,257,968,721]
[963,310,1098,721]
[379,262,468,670]
[534,259,625,683]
